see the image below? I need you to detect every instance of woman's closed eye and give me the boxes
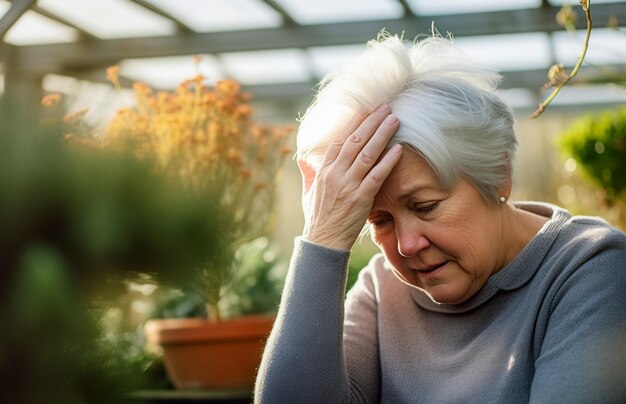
[368,214,392,227]
[411,202,440,215]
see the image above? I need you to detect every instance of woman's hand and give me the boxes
[298,104,402,251]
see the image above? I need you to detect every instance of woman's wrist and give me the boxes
[301,233,353,252]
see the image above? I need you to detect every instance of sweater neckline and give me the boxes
[406,202,571,314]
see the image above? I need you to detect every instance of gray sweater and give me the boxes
[255,202,626,403]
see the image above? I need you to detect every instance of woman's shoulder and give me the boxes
[561,213,626,252]
[519,201,626,253]
[514,202,625,289]
[542,212,626,289]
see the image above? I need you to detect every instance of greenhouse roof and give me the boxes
[1,0,625,111]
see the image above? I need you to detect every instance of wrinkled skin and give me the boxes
[299,105,402,251]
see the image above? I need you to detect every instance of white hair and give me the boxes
[296,32,517,205]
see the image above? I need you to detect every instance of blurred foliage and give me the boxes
[221,237,287,318]
[64,66,295,321]
[557,107,626,201]
[0,106,231,402]
[346,244,377,294]
[555,107,626,230]
[149,237,287,320]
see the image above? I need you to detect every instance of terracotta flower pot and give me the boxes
[144,315,275,390]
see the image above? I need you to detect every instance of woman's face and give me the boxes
[368,148,507,305]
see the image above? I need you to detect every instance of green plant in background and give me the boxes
[219,237,286,318]
[346,244,378,294]
[0,107,231,402]
[149,237,287,322]
[557,107,626,201]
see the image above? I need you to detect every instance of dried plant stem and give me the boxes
[531,1,592,119]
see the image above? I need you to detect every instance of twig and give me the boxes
[531,0,592,119]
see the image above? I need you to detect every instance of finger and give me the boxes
[346,114,399,180]
[320,107,380,168]
[331,104,391,172]
[359,144,403,197]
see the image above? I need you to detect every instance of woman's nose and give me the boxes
[396,225,430,257]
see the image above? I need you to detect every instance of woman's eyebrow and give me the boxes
[397,184,437,201]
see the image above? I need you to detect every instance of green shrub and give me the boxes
[557,107,626,200]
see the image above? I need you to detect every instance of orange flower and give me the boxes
[133,82,153,96]
[234,104,253,118]
[95,59,294,243]
[226,148,242,165]
[41,93,62,107]
[106,66,120,85]
[216,79,240,96]
[63,108,90,123]
[251,125,265,140]
[192,74,205,85]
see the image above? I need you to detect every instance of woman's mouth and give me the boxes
[415,261,448,276]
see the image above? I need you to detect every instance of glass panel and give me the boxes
[549,0,623,5]
[406,0,540,15]
[119,55,224,89]
[220,49,310,85]
[498,88,537,109]
[0,1,78,45]
[553,27,626,66]
[42,74,134,126]
[551,84,626,105]
[308,44,366,79]
[144,0,282,32]
[38,0,176,39]
[454,32,552,71]
[274,0,403,24]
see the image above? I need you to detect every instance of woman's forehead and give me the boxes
[375,150,443,202]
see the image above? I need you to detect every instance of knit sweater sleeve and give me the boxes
[254,238,380,403]
[530,230,626,403]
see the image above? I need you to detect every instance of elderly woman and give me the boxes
[254,34,626,403]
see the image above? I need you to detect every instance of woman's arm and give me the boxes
[254,238,352,403]
[254,239,382,403]
[255,106,400,402]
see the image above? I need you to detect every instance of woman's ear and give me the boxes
[500,153,513,200]
[502,174,512,200]
[297,159,316,194]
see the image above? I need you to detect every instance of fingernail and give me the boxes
[385,114,398,125]
[378,104,390,113]
[391,144,402,154]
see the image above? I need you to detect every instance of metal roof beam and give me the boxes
[129,0,195,33]
[31,6,100,41]
[261,0,298,26]
[0,0,36,39]
[59,65,626,101]
[396,0,415,17]
[11,3,626,73]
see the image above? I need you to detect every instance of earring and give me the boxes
[499,196,507,203]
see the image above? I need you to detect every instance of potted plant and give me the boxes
[100,63,294,390]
